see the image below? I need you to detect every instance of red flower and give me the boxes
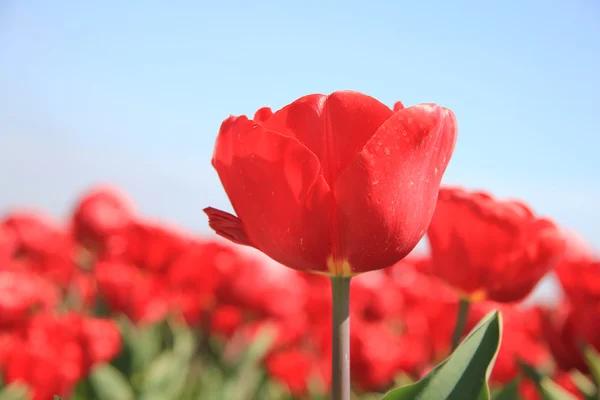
[80,316,122,366]
[0,225,16,263]
[205,91,457,275]
[94,260,170,324]
[167,241,231,325]
[119,221,189,273]
[555,232,600,308]
[0,270,59,330]
[209,305,243,338]
[387,258,458,360]
[266,349,329,396]
[70,185,136,255]
[539,304,587,372]
[3,312,121,400]
[427,187,564,303]
[2,212,60,256]
[2,212,77,287]
[4,314,85,400]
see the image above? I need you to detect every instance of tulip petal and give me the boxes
[427,188,565,303]
[334,104,457,273]
[261,91,394,186]
[203,207,252,246]
[253,107,273,123]
[210,115,334,273]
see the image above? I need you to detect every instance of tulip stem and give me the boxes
[330,276,352,400]
[451,298,470,351]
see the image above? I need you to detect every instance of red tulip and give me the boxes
[70,185,136,254]
[266,349,329,396]
[205,91,457,275]
[427,187,565,303]
[0,225,16,262]
[2,212,77,287]
[0,270,59,330]
[119,221,190,273]
[555,232,600,308]
[540,304,587,372]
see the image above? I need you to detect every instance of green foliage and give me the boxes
[519,362,578,400]
[0,384,29,400]
[381,311,502,400]
[491,378,520,400]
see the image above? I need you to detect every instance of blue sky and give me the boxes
[0,0,599,256]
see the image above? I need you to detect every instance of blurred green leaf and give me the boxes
[583,345,600,393]
[88,364,135,400]
[223,325,276,400]
[130,323,165,374]
[570,370,596,400]
[170,321,197,361]
[0,384,29,400]
[196,364,226,400]
[138,351,191,400]
[491,378,520,400]
[381,310,502,400]
[519,362,578,400]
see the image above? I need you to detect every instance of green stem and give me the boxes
[330,276,352,400]
[451,298,471,351]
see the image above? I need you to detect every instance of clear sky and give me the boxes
[1,0,599,255]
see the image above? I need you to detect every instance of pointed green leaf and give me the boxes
[492,378,521,400]
[222,325,275,400]
[119,318,164,375]
[138,351,191,400]
[88,363,135,400]
[570,370,596,400]
[381,311,502,400]
[583,345,600,392]
[519,362,578,400]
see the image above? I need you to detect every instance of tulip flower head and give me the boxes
[205,91,457,276]
[427,187,565,303]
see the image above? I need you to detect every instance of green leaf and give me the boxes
[138,351,191,400]
[491,378,521,400]
[88,363,135,400]
[222,325,276,400]
[381,310,502,400]
[137,322,198,400]
[519,362,578,400]
[0,384,29,400]
[170,321,197,361]
[570,370,596,400]
[119,318,165,376]
[583,345,600,392]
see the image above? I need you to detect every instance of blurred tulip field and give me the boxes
[0,184,598,400]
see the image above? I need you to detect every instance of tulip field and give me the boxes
[1,93,599,400]
[0,185,597,400]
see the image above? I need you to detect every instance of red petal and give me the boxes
[427,187,565,302]
[393,101,405,112]
[211,116,333,273]
[334,104,457,273]
[203,207,252,246]
[261,91,394,186]
[253,107,273,123]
